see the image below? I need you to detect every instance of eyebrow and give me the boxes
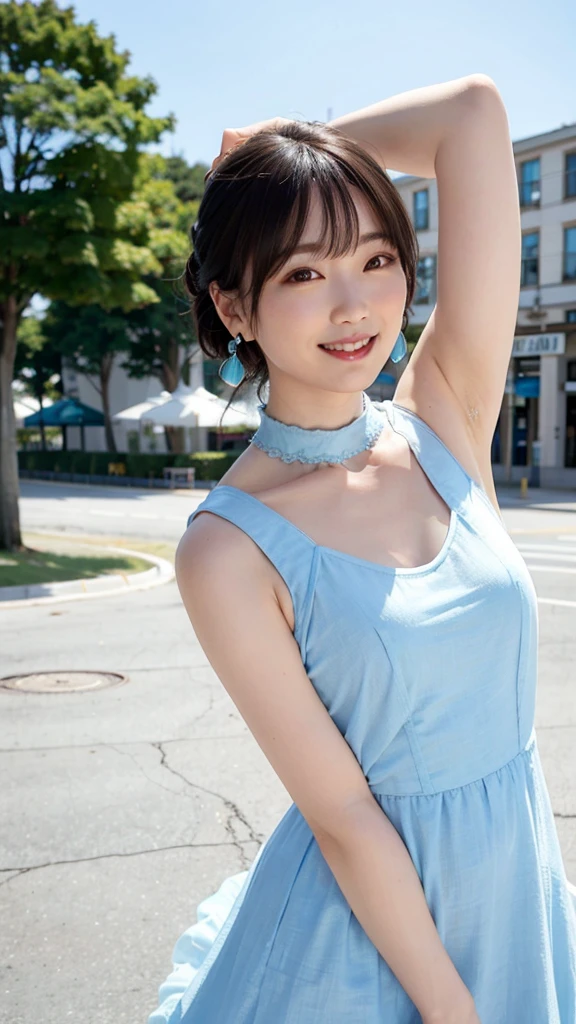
[289,231,395,256]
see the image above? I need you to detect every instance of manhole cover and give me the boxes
[0,671,128,694]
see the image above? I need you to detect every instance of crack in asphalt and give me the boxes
[0,734,248,754]
[0,838,258,889]
[152,741,264,870]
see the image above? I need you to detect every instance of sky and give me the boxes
[71,0,575,174]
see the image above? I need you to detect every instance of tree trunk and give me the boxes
[0,296,23,552]
[162,337,185,453]
[164,424,184,453]
[100,352,117,453]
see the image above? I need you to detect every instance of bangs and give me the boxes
[241,144,402,322]
[194,119,418,366]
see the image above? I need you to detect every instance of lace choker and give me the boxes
[249,391,388,465]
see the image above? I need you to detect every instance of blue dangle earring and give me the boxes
[390,330,407,363]
[218,333,246,386]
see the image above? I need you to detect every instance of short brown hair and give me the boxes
[185,120,419,410]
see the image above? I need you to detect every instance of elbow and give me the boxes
[456,74,508,132]
[311,795,381,850]
[462,73,504,108]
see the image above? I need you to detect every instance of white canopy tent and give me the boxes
[141,383,260,450]
[112,391,171,422]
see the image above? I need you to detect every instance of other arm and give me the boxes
[330,75,521,503]
[176,514,478,1023]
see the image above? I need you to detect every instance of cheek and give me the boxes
[261,285,324,330]
[372,266,407,306]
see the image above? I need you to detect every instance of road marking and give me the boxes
[516,543,576,554]
[524,564,576,574]
[520,552,576,563]
[537,597,576,608]
[509,526,576,535]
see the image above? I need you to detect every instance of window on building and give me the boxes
[563,226,576,281]
[520,232,539,287]
[565,153,576,199]
[566,309,576,323]
[414,255,437,305]
[518,158,541,207]
[413,189,429,231]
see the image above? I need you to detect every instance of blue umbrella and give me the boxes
[23,398,105,427]
[23,398,105,451]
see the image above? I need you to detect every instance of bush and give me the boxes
[17,449,240,482]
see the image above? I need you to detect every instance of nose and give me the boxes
[330,280,370,325]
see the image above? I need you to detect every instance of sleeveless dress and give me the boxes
[149,399,576,1024]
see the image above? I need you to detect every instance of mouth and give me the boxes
[319,335,378,361]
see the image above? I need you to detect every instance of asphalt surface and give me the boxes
[1,480,575,1024]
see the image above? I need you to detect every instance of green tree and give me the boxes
[46,153,196,453]
[119,154,198,451]
[44,301,132,452]
[14,311,62,450]
[159,154,209,204]
[0,0,173,550]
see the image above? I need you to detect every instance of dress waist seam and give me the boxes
[370,727,537,799]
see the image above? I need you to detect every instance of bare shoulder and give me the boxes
[393,350,502,518]
[176,500,272,594]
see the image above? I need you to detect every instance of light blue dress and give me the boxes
[150,399,576,1024]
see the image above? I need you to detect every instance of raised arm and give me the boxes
[176,513,478,1023]
[330,74,520,504]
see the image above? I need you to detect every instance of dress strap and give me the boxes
[186,486,318,652]
[382,399,480,516]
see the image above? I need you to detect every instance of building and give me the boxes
[392,120,576,488]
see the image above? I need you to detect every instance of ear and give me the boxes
[208,282,255,341]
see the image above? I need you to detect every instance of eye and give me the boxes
[286,267,318,283]
[285,253,397,283]
[365,253,397,270]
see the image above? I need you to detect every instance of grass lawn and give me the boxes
[0,532,176,589]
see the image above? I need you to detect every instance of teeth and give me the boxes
[323,337,372,352]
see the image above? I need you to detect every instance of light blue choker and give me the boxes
[249,391,387,465]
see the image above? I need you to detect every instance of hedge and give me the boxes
[17,449,240,482]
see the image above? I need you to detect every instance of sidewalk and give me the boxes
[495,484,576,513]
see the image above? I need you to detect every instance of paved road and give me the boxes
[0,480,575,1024]
[18,478,198,543]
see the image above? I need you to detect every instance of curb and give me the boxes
[19,476,215,498]
[0,544,175,609]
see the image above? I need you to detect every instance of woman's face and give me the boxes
[247,186,407,395]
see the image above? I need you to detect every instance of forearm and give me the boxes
[316,798,474,1021]
[328,74,482,178]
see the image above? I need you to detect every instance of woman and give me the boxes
[149,75,576,1023]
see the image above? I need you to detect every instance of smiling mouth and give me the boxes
[319,335,377,359]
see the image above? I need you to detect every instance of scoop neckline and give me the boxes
[212,482,459,577]
[207,399,459,576]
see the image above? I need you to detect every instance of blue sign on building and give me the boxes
[515,377,540,398]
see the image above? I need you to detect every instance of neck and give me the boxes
[263,387,365,431]
[250,387,387,467]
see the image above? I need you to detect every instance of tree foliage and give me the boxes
[0,0,174,549]
[0,0,175,314]
[43,152,200,450]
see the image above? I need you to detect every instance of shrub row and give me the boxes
[17,449,240,482]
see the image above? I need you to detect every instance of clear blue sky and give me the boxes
[72,0,575,173]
